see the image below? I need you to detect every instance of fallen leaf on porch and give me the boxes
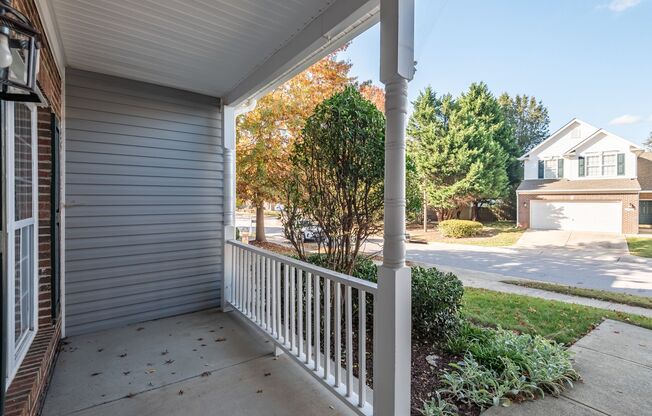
[264,372,271,377]
[123,371,130,376]
[614,331,620,334]
[91,372,102,376]
[201,344,207,347]
[215,338,227,342]
[178,389,184,395]
[136,327,145,331]
[164,359,175,365]
[197,338,204,341]
[97,348,104,352]
[119,353,128,358]
[257,390,263,394]
[126,393,135,398]
[147,382,153,387]
[161,350,169,355]
[201,371,212,377]
[145,368,156,374]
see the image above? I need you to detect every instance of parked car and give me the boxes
[299,220,326,243]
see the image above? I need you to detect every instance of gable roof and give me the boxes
[519,118,583,160]
[564,128,644,156]
[519,118,643,160]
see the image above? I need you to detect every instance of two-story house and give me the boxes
[517,118,652,234]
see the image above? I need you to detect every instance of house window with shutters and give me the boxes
[586,155,601,177]
[543,158,559,179]
[602,153,617,176]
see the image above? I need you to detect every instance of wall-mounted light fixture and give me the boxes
[0,0,41,102]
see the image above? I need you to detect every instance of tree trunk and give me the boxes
[423,189,428,232]
[255,203,266,242]
[471,201,479,222]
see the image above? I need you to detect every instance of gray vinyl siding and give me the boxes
[64,69,223,336]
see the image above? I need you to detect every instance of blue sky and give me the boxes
[338,0,652,146]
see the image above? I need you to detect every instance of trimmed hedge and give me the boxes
[439,219,483,238]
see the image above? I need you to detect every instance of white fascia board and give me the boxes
[225,0,380,106]
[566,130,646,156]
[35,0,67,73]
[519,118,581,160]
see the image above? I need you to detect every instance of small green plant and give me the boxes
[412,266,464,340]
[441,325,579,409]
[421,392,458,416]
[439,219,483,238]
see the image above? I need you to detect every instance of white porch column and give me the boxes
[374,0,414,415]
[222,104,236,312]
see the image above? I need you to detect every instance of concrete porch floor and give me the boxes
[42,309,353,416]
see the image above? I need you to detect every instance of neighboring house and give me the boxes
[517,118,651,234]
[2,1,414,416]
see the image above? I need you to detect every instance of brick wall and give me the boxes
[517,193,639,234]
[4,1,63,415]
[14,0,62,117]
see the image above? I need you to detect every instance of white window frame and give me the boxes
[4,101,39,386]
[543,157,558,179]
[583,151,618,178]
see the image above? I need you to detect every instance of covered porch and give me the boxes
[43,309,352,416]
[19,0,417,415]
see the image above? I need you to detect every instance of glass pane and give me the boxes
[603,154,616,165]
[14,103,32,221]
[14,225,34,349]
[603,165,616,176]
[587,166,600,176]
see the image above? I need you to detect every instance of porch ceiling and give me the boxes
[49,0,379,104]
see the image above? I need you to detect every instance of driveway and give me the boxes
[515,230,629,257]
[259,216,652,297]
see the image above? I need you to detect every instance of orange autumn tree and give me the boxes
[237,49,384,241]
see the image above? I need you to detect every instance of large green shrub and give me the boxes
[439,219,483,238]
[411,266,464,340]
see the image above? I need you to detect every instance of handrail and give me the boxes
[227,240,377,294]
[225,239,375,416]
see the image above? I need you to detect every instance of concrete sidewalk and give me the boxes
[485,319,652,416]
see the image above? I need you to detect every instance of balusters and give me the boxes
[345,285,353,398]
[324,278,331,380]
[334,281,342,388]
[297,268,303,357]
[358,289,367,407]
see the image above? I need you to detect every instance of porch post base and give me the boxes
[373,265,412,416]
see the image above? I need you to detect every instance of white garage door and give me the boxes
[530,201,622,233]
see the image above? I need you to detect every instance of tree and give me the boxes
[498,93,550,154]
[282,87,385,273]
[498,93,550,219]
[408,83,510,221]
[236,52,352,241]
[645,131,652,151]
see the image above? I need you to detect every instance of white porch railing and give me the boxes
[226,240,376,416]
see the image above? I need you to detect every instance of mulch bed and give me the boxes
[411,340,480,416]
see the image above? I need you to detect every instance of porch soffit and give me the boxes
[50,0,379,104]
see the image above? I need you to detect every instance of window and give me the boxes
[602,154,617,176]
[544,158,558,179]
[586,155,601,177]
[4,102,38,384]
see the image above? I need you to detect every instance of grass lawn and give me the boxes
[627,237,652,258]
[501,279,652,310]
[463,287,652,345]
[408,221,525,247]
